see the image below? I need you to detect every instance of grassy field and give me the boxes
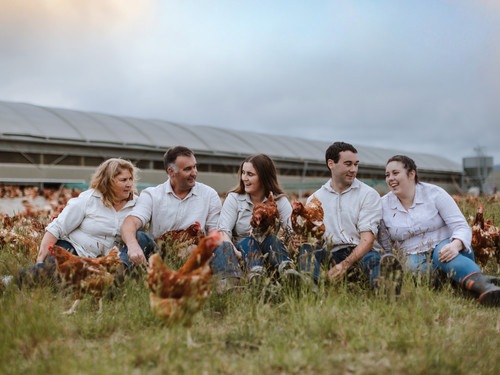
[0,197,499,375]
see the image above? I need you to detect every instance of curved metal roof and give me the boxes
[0,100,461,172]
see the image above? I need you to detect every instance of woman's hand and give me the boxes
[437,240,462,263]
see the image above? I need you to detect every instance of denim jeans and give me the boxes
[298,243,382,287]
[210,241,244,279]
[236,235,293,271]
[405,238,480,284]
[18,239,77,286]
[119,231,157,267]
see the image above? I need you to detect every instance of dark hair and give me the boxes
[325,142,358,165]
[386,155,419,183]
[231,154,285,197]
[163,146,194,173]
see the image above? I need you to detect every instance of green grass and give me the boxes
[1,197,500,375]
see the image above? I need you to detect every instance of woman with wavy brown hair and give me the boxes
[215,154,298,285]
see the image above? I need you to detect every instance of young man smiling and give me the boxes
[298,142,402,295]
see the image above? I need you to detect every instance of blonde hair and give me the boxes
[90,158,138,207]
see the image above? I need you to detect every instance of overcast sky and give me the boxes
[1,0,499,165]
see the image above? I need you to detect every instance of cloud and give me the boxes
[0,1,499,164]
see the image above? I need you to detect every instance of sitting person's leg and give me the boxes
[260,234,294,270]
[358,250,382,288]
[431,239,480,284]
[404,252,436,278]
[298,243,329,282]
[119,231,156,267]
[211,241,243,279]
[431,239,500,306]
[237,237,264,273]
[18,240,77,287]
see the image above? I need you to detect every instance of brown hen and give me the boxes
[147,231,220,336]
[291,195,326,244]
[48,243,121,314]
[156,222,205,258]
[471,204,500,268]
[250,193,280,241]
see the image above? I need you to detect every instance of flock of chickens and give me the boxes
[1,185,500,330]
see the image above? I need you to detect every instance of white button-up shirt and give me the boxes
[379,182,472,255]
[46,189,137,258]
[217,192,292,244]
[128,180,221,239]
[311,178,383,251]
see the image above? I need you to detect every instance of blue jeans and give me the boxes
[119,231,157,267]
[18,240,77,286]
[405,238,481,284]
[210,241,244,279]
[237,235,293,271]
[298,244,382,287]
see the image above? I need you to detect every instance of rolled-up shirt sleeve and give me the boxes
[358,189,382,235]
[435,189,472,252]
[127,188,154,228]
[46,196,86,239]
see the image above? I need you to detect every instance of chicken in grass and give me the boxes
[147,230,221,345]
[471,204,500,269]
[250,193,280,241]
[48,243,121,314]
[156,222,205,258]
[291,195,326,245]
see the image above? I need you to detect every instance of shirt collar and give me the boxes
[91,189,137,208]
[166,179,198,199]
[323,178,360,194]
[388,183,423,211]
[413,183,425,205]
[236,193,259,206]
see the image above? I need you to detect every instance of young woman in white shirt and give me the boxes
[379,155,500,307]
[19,158,156,285]
[216,154,297,282]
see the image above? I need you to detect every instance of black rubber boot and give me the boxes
[462,272,500,307]
[485,275,500,286]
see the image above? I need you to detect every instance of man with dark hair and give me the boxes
[299,141,402,295]
[121,146,222,266]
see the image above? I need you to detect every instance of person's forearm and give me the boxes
[37,231,58,263]
[342,234,374,268]
[120,216,141,246]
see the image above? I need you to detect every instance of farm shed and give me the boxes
[0,100,462,194]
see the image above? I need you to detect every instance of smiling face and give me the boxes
[328,150,359,191]
[113,168,133,202]
[241,162,264,198]
[385,160,416,197]
[169,155,198,195]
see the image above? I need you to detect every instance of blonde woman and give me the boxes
[19,158,156,285]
